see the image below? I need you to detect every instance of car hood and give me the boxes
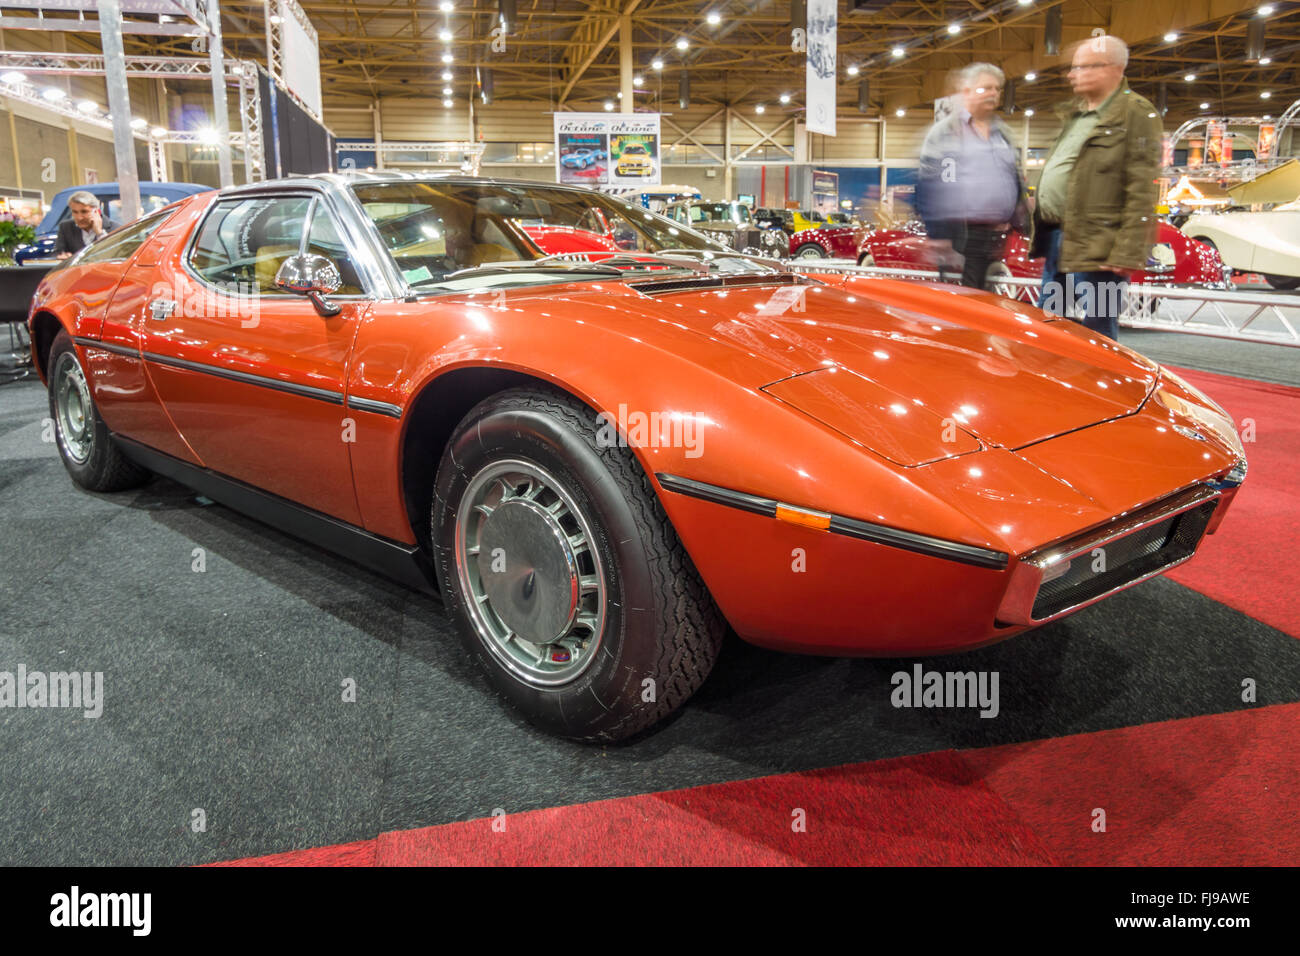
[587,275,1159,466]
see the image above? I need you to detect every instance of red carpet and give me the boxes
[1164,368,1300,639]
[213,702,1297,866]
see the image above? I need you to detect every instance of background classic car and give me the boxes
[664,199,784,255]
[1181,206,1300,290]
[28,174,1247,742]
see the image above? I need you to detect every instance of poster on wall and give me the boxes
[554,113,661,186]
[805,0,837,137]
[1205,122,1224,165]
[278,0,323,119]
[1160,135,1174,168]
[1258,124,1276,160]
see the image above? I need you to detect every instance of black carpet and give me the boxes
[1122,328,1300,388]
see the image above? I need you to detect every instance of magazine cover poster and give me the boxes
[557,133,610,185]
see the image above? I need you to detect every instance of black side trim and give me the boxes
[73,336,139,359]
[655,473,777,517]
[141,350,344,405]
[114,435,436,595]
[347,396,403,419]
[628,272,806,296]
[656,472,1009,570]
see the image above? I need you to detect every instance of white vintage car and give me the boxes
[1181,206,1300,290]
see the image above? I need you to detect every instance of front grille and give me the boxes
[1031,500,1217,620]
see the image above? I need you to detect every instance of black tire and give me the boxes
[431,387,725,742]
[794,242,826,259]
[46,330,150,492]
[1263,274,1300,291]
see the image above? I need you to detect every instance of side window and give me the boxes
[305,207,364,295]
[189,196,313,294]
[77,211,170,265]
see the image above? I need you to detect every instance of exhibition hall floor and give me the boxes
[1,329,1296,866]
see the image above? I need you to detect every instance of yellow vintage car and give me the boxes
[615,143,656,177]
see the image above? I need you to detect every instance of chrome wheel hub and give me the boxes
[54,353,93,464]
[455,460,607,687]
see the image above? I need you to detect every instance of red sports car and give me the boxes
[29,175,1247,741]
[857,220,1231,287]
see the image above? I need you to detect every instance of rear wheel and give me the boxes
[795,242,826,259]
[46,330,150,492]
[432,387,725,742]
[1264,274,1300,291]
[857,250,876,268]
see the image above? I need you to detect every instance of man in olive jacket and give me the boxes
[1030,35,1161,339]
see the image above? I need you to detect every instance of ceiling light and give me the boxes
[676,38,689,51]
[616,91,622,99]
[443,98,453,108]
[847,65,859,76]
[439,1,454,10]
[439,29,452,42]
[77,100,98,113]
[651,58,664,70]
[706,11,721,24]
[1163,32,1178,43]
[633,75,643,86]
[1261,90,1272,99]
[604,100,614,111]
[442,53,454,63]
[895,108,905,117]
[891,46,905,58]
[1184,73,1196,82]
[1199,102,1209,109]
[1260,56,1272,64]
[755,104,765,114]
[1024,72,1036,81]
[442,86,452,95]
[150,126,167,138]
[947,23,961,35]
[1259,4,1274,15]
[1018,0,1032,5]
[441,70,453,80]
[198,127,218,144]
[130,117,148,130]
[269,14,282,25]
[1,71,26,85]
[779,92,790,104]
[1024,108,1034,116]
[42,87,66,101]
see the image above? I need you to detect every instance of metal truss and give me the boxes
[263,0,321,122]
[0,50,266,182]
[338,141,485,175]
[796,262,1300,347]
[0,0,210,36]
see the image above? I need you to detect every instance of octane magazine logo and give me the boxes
[151,277,260,328]
[0,665,103,718]
[50,886,150,936]
[891,664,1000,718]
[595,404,707,458]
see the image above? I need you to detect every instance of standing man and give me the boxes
[53,191,118,259]
[1031,35,1161,340]
[915,62,1027,289]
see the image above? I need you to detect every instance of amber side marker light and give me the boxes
[775,503,832,531]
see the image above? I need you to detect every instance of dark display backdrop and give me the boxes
[258,67,335,177]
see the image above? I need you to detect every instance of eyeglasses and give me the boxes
[1068,62,1114,73]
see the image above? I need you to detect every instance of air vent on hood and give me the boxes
[629,272,807,296]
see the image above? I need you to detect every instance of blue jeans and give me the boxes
[1039,225,1125,341]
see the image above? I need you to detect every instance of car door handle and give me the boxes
[149,298,176,321]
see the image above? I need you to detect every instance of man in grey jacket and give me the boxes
[915,62,1027,289]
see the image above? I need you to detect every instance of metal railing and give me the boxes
[796,259,1300,347]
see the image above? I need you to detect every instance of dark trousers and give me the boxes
[937,223,1006,289]
[1039,225,1126,341]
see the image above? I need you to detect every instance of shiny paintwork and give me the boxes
[28,174,1246,656]
[859,220,1230,286]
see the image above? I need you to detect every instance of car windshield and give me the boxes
[686,203,750,224]
[350,180,764,290]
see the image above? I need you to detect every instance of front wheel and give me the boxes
[1264,273,1300,291]
[794,242,826,259]
[46,331,150,492]
[432,387,725,742]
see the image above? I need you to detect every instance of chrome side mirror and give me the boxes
[275,253,343,317]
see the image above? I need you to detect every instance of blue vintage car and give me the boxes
[559,149,605,170]
[15,181,208,263]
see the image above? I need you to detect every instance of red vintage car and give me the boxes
[29,175,1247,742]
[857,220,1231,287]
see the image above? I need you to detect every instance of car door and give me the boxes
[139,191,371,525]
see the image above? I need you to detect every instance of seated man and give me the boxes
[53,191,118,259]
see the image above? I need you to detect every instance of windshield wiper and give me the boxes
[535,252,710,274]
